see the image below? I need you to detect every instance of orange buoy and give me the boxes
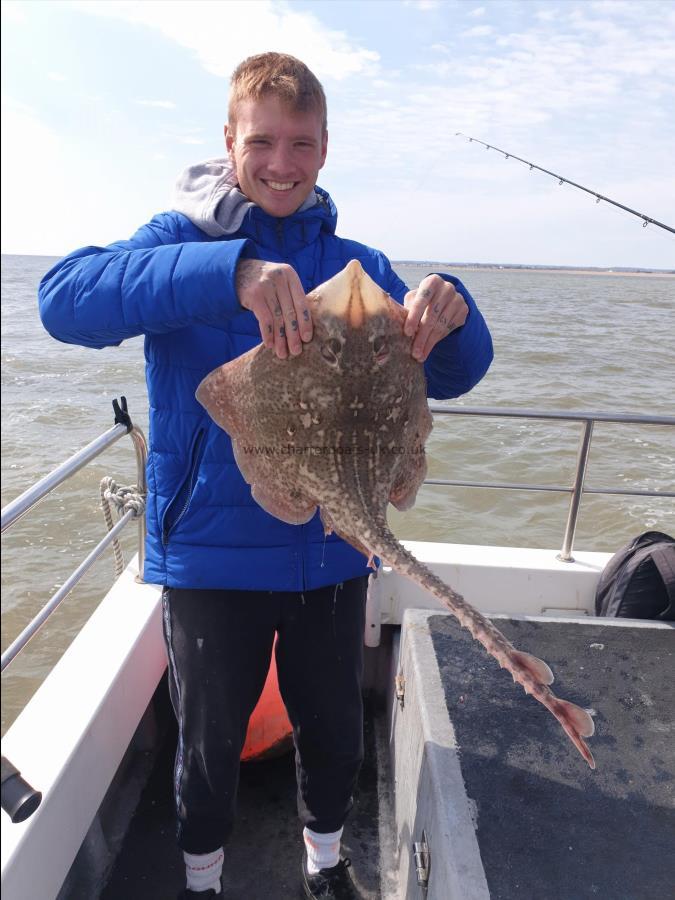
[241,638,293,761]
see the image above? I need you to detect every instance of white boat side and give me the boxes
[377,540,610,622]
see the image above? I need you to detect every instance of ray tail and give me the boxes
[366,524,596,768]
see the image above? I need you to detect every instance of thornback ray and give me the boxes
[196,259,596,769]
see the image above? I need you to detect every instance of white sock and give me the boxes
[184,847,224,894]
[303,826,343,874]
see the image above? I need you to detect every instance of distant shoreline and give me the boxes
[393,262,675,278]
[2,253,673,278]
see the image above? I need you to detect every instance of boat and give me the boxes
[2,399,674,899]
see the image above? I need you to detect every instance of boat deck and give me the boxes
[399,611,675,900]
[58,611,675,900]
[100,694,395,900]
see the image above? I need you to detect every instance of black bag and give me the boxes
[595,531,675,620]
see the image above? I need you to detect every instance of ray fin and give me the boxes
[250,483,316,525]
[512,650,555,685]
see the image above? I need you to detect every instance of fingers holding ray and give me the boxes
[263,283,288,359]
[418,305,456,359]
[273,274,303,357]
[286,266,313,344]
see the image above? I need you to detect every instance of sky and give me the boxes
[2,0,674,268]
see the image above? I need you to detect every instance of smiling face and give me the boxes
[225,95,328,219]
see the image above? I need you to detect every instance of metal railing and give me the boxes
[1,399,147,672]
[425,405,675,562]
[2,401,673,669]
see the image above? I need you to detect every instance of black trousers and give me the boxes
[162,577,368,853]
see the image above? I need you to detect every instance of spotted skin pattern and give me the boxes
[197,260,596,769]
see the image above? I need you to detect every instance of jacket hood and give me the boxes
[173,157,322,237]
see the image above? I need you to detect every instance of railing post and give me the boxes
[558,419,594,562]
[129,426,148,581]
[112,398,148,581]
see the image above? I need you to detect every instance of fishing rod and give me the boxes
[456,133,675,235]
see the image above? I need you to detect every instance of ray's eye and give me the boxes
[321,338,343,365]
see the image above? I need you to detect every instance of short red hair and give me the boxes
[228,52,327,133]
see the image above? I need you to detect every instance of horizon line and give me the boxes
[1,251,673,275]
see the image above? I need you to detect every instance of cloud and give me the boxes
[135,99,177,109]
[0,94,179,253]
[407,3,675,140]
[70,0,379,81]
[403,0,442,10]
[48,72,68,82]
[1,98,71,252]
[157,124,207,145]
[467,5,486,17]
[461,24,494,38]
[1,1,27,25]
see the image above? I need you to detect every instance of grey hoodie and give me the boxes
[172,158,318,236]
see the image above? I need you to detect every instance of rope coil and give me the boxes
[99,477,146,577]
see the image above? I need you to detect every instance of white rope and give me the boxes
[99,477,146,577]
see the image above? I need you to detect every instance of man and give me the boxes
[39,53,493,900]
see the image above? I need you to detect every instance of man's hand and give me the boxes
[236,259,313,358]
[403,274,468,361]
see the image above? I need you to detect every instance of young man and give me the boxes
[39,53,493,900]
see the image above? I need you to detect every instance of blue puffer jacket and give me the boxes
[38,173,493,591]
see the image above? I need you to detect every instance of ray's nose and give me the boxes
[317,259,394,328]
